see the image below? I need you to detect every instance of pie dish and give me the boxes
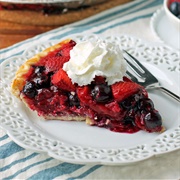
[0,0,132,26]
[11,37,164,134]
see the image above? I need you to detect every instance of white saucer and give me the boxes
[150,7,180,50]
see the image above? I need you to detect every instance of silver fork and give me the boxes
[123,50,180,103]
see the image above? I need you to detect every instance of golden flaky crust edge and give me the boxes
[11,38,91,123]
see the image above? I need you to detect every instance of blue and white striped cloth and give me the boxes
[1,0,180,179]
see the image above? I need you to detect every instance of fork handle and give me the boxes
[160,87,180,102]
[149,87,180,103]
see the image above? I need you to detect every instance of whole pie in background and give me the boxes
[0,0,132,26]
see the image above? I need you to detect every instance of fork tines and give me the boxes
[123,50,158,86]
[124,50,146,75]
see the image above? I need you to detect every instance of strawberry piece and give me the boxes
[77,86,93,104]
[93,76,106,84]
[92,101,123,119]
[38,40,76,73]
[58,40,76,57]
[111,81,142,102]
[123,76,133,82]
[51,69,76,91]
[77,86,124,120]
[45,56,69,73]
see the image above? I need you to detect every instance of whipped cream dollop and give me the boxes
[63,39,127,86]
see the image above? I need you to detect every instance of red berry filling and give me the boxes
[0,3,89,15]
[21,40,163,133]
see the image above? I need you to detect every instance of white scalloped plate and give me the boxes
[0,34,180,165]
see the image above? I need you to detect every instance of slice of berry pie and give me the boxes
[11,38,164,133]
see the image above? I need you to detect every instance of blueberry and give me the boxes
[169,2,180,16]
[123,117,134,125]
[34,66,45,75]
[42,7,53,15]
[91,84,112,103]
[138,98,154,111]
[32,75,49,89]
[69,92,80,107]
[144,111,162,130]
[42,7,64,15]
[23,81,37,98]
[121,98,134,109]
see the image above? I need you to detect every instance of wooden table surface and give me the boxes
[0,20,58,49]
